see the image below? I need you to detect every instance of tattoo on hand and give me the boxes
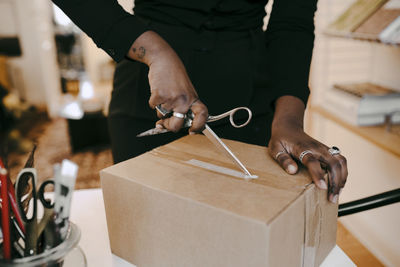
[138,46,145,59]
[132,46,146,59]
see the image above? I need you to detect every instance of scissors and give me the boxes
[15,168,55,256]
[137,105,257,179]
[138,105,253,137]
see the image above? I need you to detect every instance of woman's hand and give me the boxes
[127,31,208,133]
[268,96,348,203]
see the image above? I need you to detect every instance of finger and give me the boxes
[188,100,208,133]
[330,154,348,196]
[155,120,165,129]
[160,116,185,133]
[324,157,343,203]
[148,90,165,109]
[337,155,348,188]
[301,154,328,190]
[268,143,298,174]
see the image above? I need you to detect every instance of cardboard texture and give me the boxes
[101,135,337,267]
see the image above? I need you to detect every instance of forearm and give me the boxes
[52,0,147,62]
[271,95,305,133]
[264,0,317,107]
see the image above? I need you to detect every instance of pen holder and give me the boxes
[0,222,87,267]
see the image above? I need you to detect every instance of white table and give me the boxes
[70,189,355,267]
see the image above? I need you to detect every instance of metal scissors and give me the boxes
[137,105,257,178]
[138,105,253,137]
[15,168,55,256]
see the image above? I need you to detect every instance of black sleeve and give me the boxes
[52,0,148,62]
[264,0,318,106]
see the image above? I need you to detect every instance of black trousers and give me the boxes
[108,22,275,163]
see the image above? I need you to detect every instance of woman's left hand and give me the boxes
[269,96,348,203]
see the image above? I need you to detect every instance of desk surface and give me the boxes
[70,189,355,267]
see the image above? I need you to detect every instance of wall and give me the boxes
[0,0,18,36]
[0,0,61,117]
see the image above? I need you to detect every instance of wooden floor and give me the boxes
[337,222,384,267]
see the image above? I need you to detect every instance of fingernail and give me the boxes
[189,131,196,135]
[156,124,163,129]
[319,180,328,190]
[330,194,338,204]
[287,165,296,174]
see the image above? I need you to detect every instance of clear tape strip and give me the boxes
[185,159,258,180]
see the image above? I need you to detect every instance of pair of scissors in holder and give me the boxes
[137,105,257,179]
[15,168,55,256]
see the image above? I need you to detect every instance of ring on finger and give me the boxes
[172,112,186,119]
[275,151,287,160]
[299,150,313,164]
[328,146,341,156]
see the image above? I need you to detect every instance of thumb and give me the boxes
[268,142,298,175]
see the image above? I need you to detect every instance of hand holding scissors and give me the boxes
[138,105,257,178]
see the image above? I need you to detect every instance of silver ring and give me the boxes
[172,112,186,119]
[299,150,313,164]
[328,146,341,156]
[275,151,287,160]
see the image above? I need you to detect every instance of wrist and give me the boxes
[271,116,303,135]
[126,31,172,66]
[271,95,305,134]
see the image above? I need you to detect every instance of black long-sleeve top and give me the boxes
[52,0,317,106]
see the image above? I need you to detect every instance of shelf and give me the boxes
[323,30,400,47]
[309,105,400,158]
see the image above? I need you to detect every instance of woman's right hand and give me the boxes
[126,31,208,134]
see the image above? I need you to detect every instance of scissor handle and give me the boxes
[156,105,252,129]
[207,107,252,128]
[15,168,38,223]
[38,179,55,209]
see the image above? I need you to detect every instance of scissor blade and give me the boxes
[202,124,257,179]
[137,127,170,137]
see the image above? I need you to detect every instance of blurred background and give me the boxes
[0,0,399,266]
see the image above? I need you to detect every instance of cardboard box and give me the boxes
[101,135,337,267]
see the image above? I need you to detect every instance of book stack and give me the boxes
[323,82,400,126]
[326,0,400,44]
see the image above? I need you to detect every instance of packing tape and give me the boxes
[185,159,258,180]
[303,185,322,267]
